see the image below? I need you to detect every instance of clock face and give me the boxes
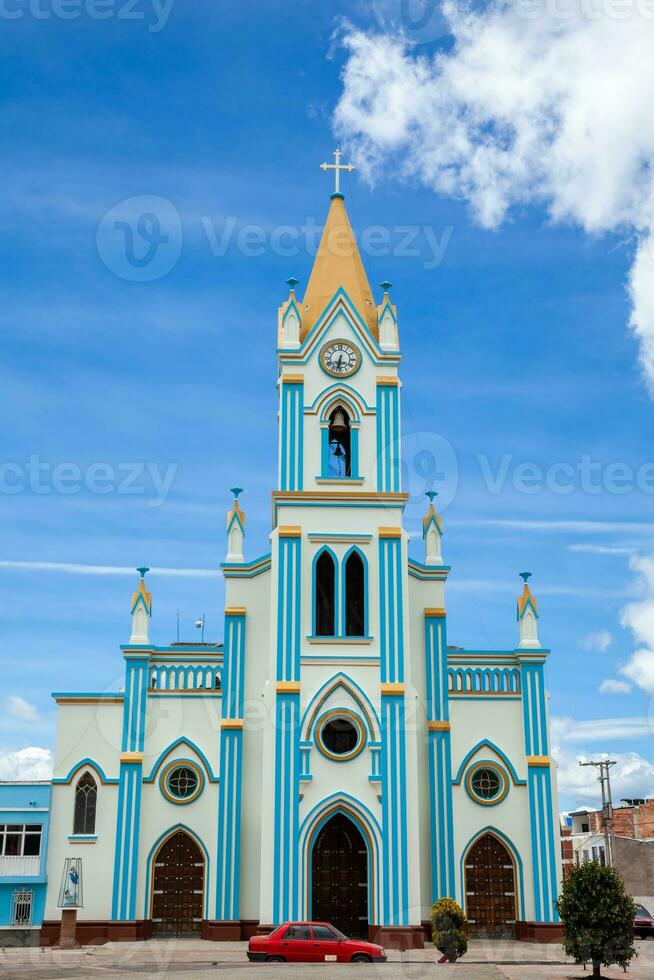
[320,340,361,377]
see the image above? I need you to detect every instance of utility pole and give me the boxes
[579,760,617,866]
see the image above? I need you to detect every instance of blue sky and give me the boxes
[1,1,653,810]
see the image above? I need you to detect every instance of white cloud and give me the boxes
[619,554,654,693]
[0,560,219,578]
[620,648,654,695]
[552,713,654,806]
[568,544,635,556]
[552,715,652,743]
[449,519,654,533]
[0,747,52,780]
[334,7,654,393]
[4,696,39,723]
[598,679,632,695]
[579,630,612,653]
[553,744,654,809]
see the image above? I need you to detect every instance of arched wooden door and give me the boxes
[464,833,517,937]
[311,812,368,938]
[151,831,204,936]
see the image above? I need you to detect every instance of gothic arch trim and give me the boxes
[308,382,373,418]
[299,792,381,925]
[301,672,381,742]
[318,391,362,425]
[143,738,219,784]
[452,740,525,787]
[143,823,210,920]
[459,826,525,921]
[300,288,386,359]
[53,758,118,785]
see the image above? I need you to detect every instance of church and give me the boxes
[42,160,562,949]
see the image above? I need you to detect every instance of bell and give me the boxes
[333,444,344,458]
[331,409,347,432]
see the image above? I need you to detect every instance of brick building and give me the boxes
[562,799,654,903]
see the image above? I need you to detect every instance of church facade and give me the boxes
[42,185,562,948]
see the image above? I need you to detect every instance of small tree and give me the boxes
[557,861,636,978]
[431,897,468,963]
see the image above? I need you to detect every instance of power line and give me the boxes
[579,760,617,866]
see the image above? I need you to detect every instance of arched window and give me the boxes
[315,550,336,636]
[328,407,351,478]
[73,773,97,835]
[345,550,365,636]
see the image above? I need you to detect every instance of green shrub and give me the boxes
[431,897,468,963]
[557,862,636,978]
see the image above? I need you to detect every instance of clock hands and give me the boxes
[322,342,358,375]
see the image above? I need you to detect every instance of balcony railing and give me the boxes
[0,855,41,877]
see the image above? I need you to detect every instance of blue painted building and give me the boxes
[43,174,562,949]
[0,781,51,946]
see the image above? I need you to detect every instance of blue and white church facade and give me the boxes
[42,186,562,949]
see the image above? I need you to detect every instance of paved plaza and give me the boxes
[0,939,653,980]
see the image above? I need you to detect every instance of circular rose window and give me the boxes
[161,762,203,804]
[466,764,508,805]
[317,712,365,761]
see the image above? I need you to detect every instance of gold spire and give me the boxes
[423,500,443,533]
[517,578,539,619]
[301,195,377,340]
[131,573,152,617]
[226,497,246,530]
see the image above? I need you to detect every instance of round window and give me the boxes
[162,763,203,804]
[317,713,365,761]
[467,764,507,805]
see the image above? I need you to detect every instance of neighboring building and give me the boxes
[42,172,563,949]
[560,818,574,878]
[568,799,654,867]
[586,799,654,840]
[564,801,654,904]
[0,781,51,946]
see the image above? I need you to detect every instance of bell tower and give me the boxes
[260,152,420,943]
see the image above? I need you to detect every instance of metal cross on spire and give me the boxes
[320,147,355,195]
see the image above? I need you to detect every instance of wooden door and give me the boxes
[464,833,517,937]
[151,831,204,936]
[311,812,368,938]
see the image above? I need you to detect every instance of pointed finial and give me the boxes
[519,571,532,583]
[230,487,243,500]
[380,280,393,293]
[136,566,149,579]
[425,490,438,503]
[286,277,299,290]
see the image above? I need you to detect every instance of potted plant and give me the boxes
[431,897,468,963]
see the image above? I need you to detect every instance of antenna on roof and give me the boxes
[195,613,206,644]
[176,609,180,644]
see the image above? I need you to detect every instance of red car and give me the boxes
[635,904,654,938]
[247,922,387,963]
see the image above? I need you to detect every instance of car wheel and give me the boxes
[351,954,372,963]
[266,955,286,962]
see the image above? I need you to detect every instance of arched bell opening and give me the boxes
[328,406,351,478]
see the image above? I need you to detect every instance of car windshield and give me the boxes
[636,906,651,916]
